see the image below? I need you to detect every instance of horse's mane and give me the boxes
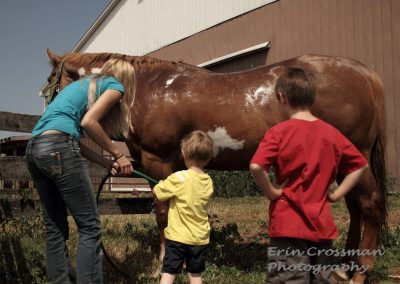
[61,52,114,66]
[60,51,202,72]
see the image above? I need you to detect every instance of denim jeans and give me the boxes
[26,133,103,284]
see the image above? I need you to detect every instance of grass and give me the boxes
[1,196,400,283]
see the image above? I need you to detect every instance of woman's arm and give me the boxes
[249,163,283,201]
[328,164,369,202]
[79,142,119,175]
[81,89,133,174]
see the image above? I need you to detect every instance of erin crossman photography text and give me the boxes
[268,247,385,257]
[267,247,385,275]
[267,262,369,275]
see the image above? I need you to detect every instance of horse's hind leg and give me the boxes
[347,167,386,284]
[337,193,362,280]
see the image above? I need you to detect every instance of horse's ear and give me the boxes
[47,48,61,66]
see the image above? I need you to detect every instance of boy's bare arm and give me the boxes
[249,163,283,201]
[328,164,369,202]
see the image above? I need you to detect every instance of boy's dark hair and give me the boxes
[181,130,213,164]
[275,67,316,108]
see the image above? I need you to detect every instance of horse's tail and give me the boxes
[369,71,388,242]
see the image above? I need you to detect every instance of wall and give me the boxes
[148,0,400,185]
[79,0,277,54]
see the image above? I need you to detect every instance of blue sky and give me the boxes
[0,0,111,138]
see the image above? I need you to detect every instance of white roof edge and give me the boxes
[72,0,122,52]
[197,42,270,67]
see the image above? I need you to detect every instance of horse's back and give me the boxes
[278,55,383,148]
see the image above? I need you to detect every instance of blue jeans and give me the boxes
[26,133,103,284]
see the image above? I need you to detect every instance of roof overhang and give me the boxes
[197,42,270,68]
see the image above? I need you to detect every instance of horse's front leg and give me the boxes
[349,167,386,284]
[154,199,169,262]
[140,151,174,266]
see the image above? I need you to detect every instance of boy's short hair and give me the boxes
[275,67,316,108]
[181,130,214,163]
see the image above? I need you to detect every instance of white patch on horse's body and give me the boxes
[164,92,177,104]
[245,85,275,107]
[268,66,281,80]
[166,78,174,86]
[186,92,200,102]
[91,67,102,74]
[165,75,179,87]
[78,67,86,77]
[207,127,245,157]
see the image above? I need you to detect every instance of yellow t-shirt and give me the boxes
[154,169,214,245]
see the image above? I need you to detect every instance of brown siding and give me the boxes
[148,0,400,187]
[392,0,400,189]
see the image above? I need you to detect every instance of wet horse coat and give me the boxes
[45,49,387,283]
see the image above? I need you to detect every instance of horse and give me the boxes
[43,48,387,283]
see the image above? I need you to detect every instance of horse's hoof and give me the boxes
[329,268,350,283]
[331,269,349,282]
[349,271,367,284]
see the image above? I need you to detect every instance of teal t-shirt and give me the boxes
[32,76,124,139]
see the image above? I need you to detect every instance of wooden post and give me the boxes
[0,111,40,133]
[0,197,154,217]
[0,111,154,216]
[0,156,108,181]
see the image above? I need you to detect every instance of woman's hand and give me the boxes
[115,154,133,175]
[108,161,119,175]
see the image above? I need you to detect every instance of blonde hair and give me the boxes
[181,130,214,164]
[87,57,136,139]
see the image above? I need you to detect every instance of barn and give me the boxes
[49,0,400,188]
[0,0,400,283]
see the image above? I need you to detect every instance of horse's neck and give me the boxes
[71,53,272,82]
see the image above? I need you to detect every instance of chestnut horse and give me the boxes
[44,49,387,283]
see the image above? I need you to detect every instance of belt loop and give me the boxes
[27,135,35,148]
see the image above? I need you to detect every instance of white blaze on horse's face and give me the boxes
[78,67,86,77]
[207,127,245,158]
[245,85,275,108]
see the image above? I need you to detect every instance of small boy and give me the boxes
[249,67,368,283]
[154,130,214,284]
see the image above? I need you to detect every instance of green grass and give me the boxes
[1,196,400,283]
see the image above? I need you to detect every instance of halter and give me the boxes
[43,60,65,105]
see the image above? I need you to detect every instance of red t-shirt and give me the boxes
[251,119,368,242]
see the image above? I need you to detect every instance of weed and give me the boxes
[1,196,399,283]
[207,171,260,198]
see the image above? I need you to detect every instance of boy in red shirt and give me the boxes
[250,67,368,283]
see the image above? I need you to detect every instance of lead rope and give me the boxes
[96,168,159,279]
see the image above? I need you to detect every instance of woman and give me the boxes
[26,57,135,283]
